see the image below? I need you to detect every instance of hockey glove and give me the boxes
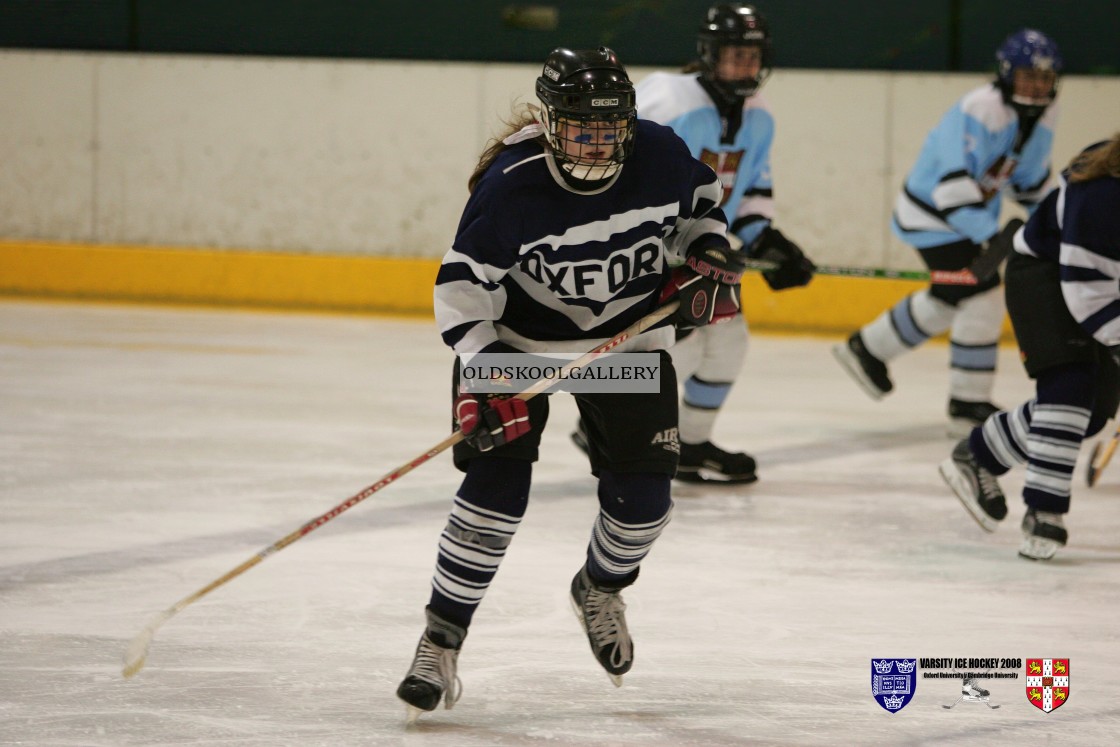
[659,245,745,328]
[454,393,530,452]
[747,226,815,290]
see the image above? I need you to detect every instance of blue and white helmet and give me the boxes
[995,29,1062,108]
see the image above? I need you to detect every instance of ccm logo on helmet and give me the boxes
[591,97,620,107]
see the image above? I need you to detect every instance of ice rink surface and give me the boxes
[2,299,1118,746]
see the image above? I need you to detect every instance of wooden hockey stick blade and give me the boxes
[121,301,680,679]
[969,218,1025,282]
[1086,430,1120,488]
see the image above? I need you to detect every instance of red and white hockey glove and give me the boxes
[454,393,531,451]
[659,246,745,328]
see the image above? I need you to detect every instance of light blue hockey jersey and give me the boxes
[892,83,1057,249]
[636,71,774,248]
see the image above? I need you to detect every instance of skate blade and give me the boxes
[404,705,425,726]
[674,469,758,486]
[938,459,998,533]
[830,344,887,401]
[1018,538,1061,561]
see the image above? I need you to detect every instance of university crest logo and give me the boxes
[699,148,745,207]
[1026,658,1069,712]
[871,658,917,713]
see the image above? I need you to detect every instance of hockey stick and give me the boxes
[742,218,1025,286]
[121,300,681,679]
[1086,423,1120,487]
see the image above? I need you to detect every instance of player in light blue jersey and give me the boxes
[573,3,815,484]
[835,29,1062,437]
[939,134,1120,560]
[397,47,745,720]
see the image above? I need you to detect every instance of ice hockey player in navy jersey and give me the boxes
[572,3,815,484]
[939,133,1120,560]
[396,47,745,720]
[834,29,1062,436]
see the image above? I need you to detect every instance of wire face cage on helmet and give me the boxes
[697,3,773,100]
[535,47,637,183]
[995,28,1062,115]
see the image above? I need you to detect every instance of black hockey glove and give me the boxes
[747,226,815,290]
[659,245,746,329]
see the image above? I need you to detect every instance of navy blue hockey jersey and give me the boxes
[1015,147,1120,346]
[434,119,731,355]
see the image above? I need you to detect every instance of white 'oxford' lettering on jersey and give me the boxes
[520,242,661,299]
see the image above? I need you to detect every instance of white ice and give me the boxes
[2,299,1118,746]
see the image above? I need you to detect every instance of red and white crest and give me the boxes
[699,148,745,207]
[1025,658,1069,712]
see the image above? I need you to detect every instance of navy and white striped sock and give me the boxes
[429,458,530,628]
[586,470,672,583]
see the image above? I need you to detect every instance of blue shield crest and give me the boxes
[872,659,917,713]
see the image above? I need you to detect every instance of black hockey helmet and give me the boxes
[535,47,637,182]
[697,3,773,99]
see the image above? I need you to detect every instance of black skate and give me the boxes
[1019,510,1068,561]
[570,566,634,687]
[939,439,1007,532]
[948,399,1001,438]
[676,441,758,484]
[396,607,466,723]
[832,332,893,400]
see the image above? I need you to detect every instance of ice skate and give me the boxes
[947,398,1001,438]
[939,439,1007,532]
[1019,510,1067,561]
[832,332,893,400]
[396,608,466,724]
[944,677,1000,709]
[676,441,758,484]
[570,565,633,687]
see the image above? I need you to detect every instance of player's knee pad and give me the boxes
[598,469,672,525]
[457,457,532,518]
[694,317,748,381]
